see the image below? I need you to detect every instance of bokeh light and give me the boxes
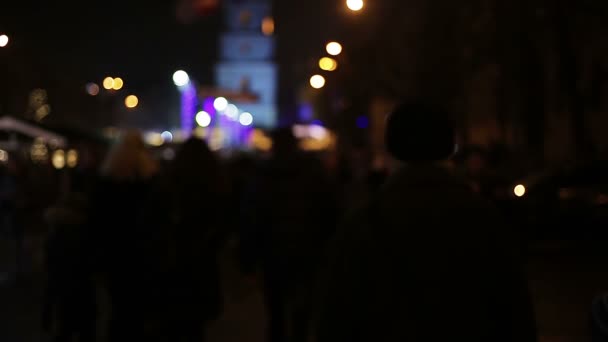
[214,97,228,112]
[262,17,275,36]
[225,104,239,119]
[35,105,51,121]
[0,149,8,163]
[67,150,78,168]
[103,77,114,90]
[161,131,173,143]
[125,95,139,108]
[319,57,338,71]
[0,35,9,48]
[346,0,364,11]
[86,83,100,96]
[356,116,369,129]
[173,70,190,87]
[112,77,124,90]
[196,111,212,127]
[514,184,526,197]
[310,75,326,89]
[239,112,254,126]
[326,42,342,56]
[52,150,66,170]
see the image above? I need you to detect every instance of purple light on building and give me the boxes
[203,97,216,118]
[181,84,197,136]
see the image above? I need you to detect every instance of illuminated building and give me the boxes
[215,0,277,128]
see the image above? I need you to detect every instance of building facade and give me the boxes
[215,0,277,128]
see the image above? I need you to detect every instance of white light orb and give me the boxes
[196,111,212,128]
[213,97,228,112]
[239,112,254,126]
[310,75,326,89]
[172,70,190,87]
[0,35,9,48]
[161,131,173,143]
[225,104,239,120]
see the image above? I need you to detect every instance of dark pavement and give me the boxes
[1,234,608,342]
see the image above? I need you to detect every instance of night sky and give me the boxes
[0,0,339,129]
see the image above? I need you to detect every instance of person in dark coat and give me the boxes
[87,130,159,341]
[311,102,537,342]
[43,192,96,342]
[140,137,226,342]
[241,128,338,342]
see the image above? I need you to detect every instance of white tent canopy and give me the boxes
[0,116,67,148]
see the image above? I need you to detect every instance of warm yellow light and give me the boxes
[346,0,364,11]
[326,42,342,56]
[52,150,66,170]
[103,77,114,90]
[310,75,326,89]
[67,149,78,168]
[0,149,8,163]
[319,57,338,71]
[514,184,526,197]
[262,17,275,36]
[112,77,124,90]
[125,95,139,108]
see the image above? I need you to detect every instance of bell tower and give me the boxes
[215,0,277,127]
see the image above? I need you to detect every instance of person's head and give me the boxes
[101,130,158,181]
[270,128,298,156]
[172,137,222,193]
[385,102,455,163]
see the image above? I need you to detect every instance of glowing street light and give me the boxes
[514,184,526,198]
[346,0,364,11]
[196,111,212,127]
[112,77,124,90]
[319,57,338,71]
[310,75,326,89]
[239,112,254,126]
[103,77,114,90]
[326,42,342,56]
[213,97,228,112]
[125,95,139,108]
[173,70,190,87]
[0,35,9,48]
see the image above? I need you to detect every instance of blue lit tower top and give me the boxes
[215,0,277,128]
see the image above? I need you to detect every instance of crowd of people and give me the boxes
[1,102,537,342]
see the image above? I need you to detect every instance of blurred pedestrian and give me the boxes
[43,192,96,342]
[87,130,159,341]
[311,102,537,342]
[241,128,338,342]
[147,137,226,342]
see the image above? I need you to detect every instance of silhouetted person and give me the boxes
[141,137,226,342]
[87,131,159,341]
[311,103,536,342]
[241,128,337,342]
[43,192,96,342]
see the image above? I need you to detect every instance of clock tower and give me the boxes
[215,0,277,127]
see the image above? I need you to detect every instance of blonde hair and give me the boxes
[101,130,158,181]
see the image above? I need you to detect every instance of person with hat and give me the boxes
[310,102,537,342]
